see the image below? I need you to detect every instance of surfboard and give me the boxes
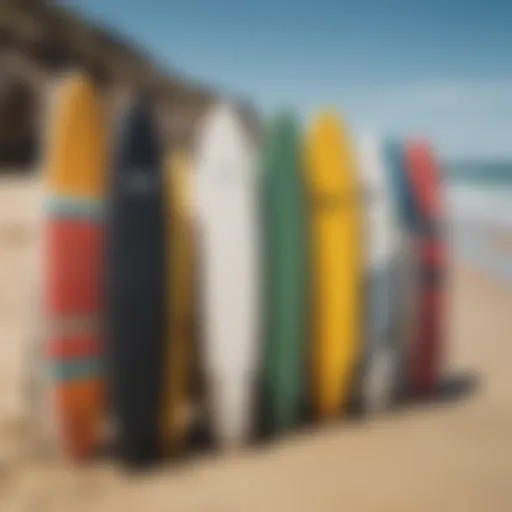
[194,103,260,448]
[43,72,107,459]
[260,111,307,433]
[305,111,363,420]
[107,98,166,465]
[383,141,421,402]
[354,134,399,414]
[162,149,196,455]
[27,200,61,454]
[404,141,445,398]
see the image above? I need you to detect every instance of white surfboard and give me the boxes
[383,141,421,403]
[194,103,260,448]
[392,228,419,402]
[356,134,401,413]
[24,77,67,456]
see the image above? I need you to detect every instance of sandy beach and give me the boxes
[0,176,511,511]
[484,229,512,257]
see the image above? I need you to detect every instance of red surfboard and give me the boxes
[43,73,107,460]
[404,141,446,398]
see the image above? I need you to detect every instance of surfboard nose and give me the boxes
[114,99,162,171]
[195,103,253,167]
[45,71,107,199]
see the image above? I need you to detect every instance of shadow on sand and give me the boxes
[4,371,481,474]
[431,370,482,405]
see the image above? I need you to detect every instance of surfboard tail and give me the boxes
[51,379,105,460]
[208,374,255,449]
[361,347,396,414]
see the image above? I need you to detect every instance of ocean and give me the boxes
[446,161,512,230]
[444,161,512,283]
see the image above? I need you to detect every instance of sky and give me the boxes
[63,0,512,160]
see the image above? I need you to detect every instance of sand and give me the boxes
[0,176,511,511]
[486,230,512,256]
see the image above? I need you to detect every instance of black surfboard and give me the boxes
[106,99,167,466]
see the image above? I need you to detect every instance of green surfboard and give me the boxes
[261,112,308,434]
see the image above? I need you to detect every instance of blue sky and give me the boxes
[64,0,512,160]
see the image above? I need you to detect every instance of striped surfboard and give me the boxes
[43,71,107,459]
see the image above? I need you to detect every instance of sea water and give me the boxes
[445,161,512,284]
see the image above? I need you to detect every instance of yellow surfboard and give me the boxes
[162,149,196,454]
[46,72,106,198]
[305,111,363,420]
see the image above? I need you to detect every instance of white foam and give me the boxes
[446,184,512,230]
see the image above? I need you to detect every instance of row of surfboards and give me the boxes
[39,71,445,467]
